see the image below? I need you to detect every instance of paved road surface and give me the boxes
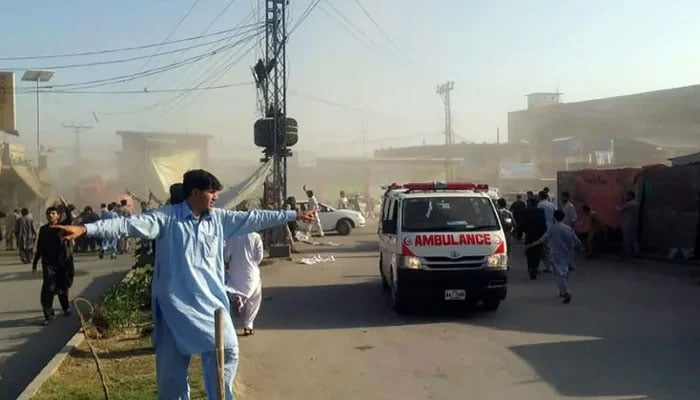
[0,250,131,399]
[237,226,700,400]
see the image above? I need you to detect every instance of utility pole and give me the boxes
[62,122,92,178]
[256,0,288,207]
[437,81,455,180]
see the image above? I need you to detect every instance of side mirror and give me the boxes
[381,220,397,234]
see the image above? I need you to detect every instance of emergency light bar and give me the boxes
[402,182,489,191]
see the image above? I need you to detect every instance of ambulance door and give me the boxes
[379,196,399,279]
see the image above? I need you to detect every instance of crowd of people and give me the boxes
[496,186,641,304]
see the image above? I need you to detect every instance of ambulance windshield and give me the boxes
[401,197,500,232]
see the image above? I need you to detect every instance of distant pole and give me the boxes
[63,122,92,178]
[436,81,455,180]
[35,80,40,168]
[497,127,500,144]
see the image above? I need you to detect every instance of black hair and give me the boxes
[100,203,106,208]
[627,191,635,199]
[561,191,570,198]
[543,187,550,192]
[84,206,93,212]
[497,198,506,208]
[108,203,116,211]
[182,169,222,199]
[554,209,565,221]
[516,194,522,200]
[169,183,185,205]
[306,190,314,197]
[538,190,548,200]
[120,199,128,206]
[582,205,591,212]
[21,208,29,216]
[45,206,58,215]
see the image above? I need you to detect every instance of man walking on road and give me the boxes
[560,191,577,229]
[618,191,640,257]
[526,210,582,304]
[53,169,315,400]
[537,191,556,273]
[509,195,526,241]
[225,232,264,336]
[99,203,120,260]
[303,185,324,238]
[33,203,75,324]
[15,208,36,264]
[5,208,19,250]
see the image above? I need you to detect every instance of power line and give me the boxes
[0,24,258,61]
[5,25,261,71]
[323,0,383,51]
[289,0,322,36]
[147,0,239,88]
[137,5,261,116]
[317,4,379,54]
[352,0,416,65]
[27,28,263,91]
[135,0,202,74]
[19,82,253,95]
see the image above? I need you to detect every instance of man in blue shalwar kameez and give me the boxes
[54,169,315,400]
[525,209,582,304]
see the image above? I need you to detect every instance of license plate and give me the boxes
[444,289,466,301]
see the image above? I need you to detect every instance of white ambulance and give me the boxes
[378,182,508,312]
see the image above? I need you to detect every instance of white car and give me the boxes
[298,201,366,235]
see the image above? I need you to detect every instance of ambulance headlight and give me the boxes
[402,256,422,269]
[487,254,508,269]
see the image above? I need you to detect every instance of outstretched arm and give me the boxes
[221,209,315,239]
[53,208,167,241]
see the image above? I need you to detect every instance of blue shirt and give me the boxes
[85,202,296,354]
[541,222,582,263]
[101,210,119,220]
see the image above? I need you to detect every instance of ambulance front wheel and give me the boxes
[390,272,407,313]
[481,298,501,311]
[380,256,390,291]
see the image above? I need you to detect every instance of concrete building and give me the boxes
[508,85,700,177]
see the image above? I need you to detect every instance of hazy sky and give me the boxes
[2,0,700,167]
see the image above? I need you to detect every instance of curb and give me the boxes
[15,333,85,400]
[15,268,135,400]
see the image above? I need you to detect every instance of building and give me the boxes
[0,141,51,214]
[372,143,539,193]
[508,85,700,177]
[115,131,212,198]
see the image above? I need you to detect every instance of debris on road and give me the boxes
[298,254,336,265]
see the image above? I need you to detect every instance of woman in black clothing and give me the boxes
[522,198,548,280]
[32,203,74,324]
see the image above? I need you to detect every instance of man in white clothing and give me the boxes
[560,191,577,228]
[537,190,556,273]
[224,232,264,336]
[303,185,324,238]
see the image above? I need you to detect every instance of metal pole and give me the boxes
[36,79,40,169]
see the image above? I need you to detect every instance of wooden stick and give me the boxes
[215,307,226,400]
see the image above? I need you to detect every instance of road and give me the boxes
[236,226,700,400]
[0,249,132,400]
